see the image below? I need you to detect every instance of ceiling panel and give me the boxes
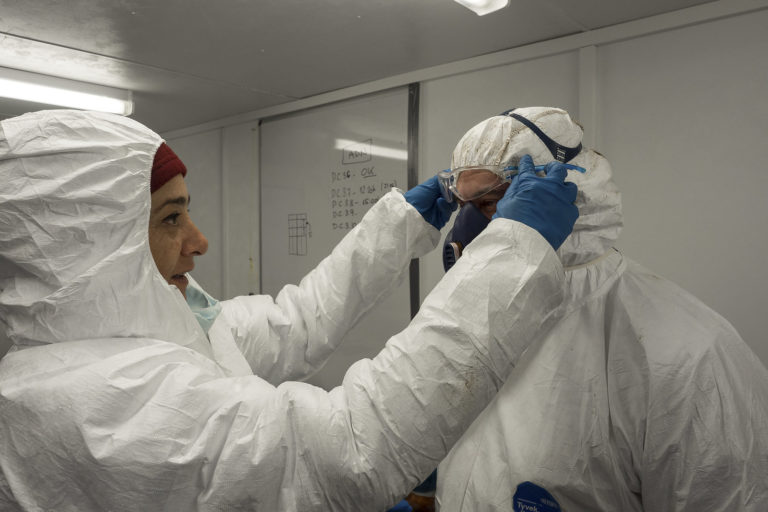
[0,0,718,132]
[538,0,720,29]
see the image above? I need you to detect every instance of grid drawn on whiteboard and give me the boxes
[288,213,308,256]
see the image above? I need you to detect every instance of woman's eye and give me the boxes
[163,212,181,225]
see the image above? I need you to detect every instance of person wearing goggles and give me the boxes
[439,108,585,270]
[432,107,768,511]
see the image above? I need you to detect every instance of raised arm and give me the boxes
[213,190,441,383]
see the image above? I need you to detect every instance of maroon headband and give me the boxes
[150,142,187,193]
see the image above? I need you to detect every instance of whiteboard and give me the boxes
[260,88,411,390]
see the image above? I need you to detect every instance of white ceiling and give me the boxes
[0,0,717,133]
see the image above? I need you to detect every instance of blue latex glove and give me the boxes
[492,154,578,250]
[387,499,413,512]
[404,175,457,230]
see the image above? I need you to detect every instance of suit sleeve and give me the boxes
[215,190,440,384]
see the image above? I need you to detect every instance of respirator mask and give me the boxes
[442,202,491,271]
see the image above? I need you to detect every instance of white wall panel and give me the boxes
[598,10,768,364]
[222,122,260,298]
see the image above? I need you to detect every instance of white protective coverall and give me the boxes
[0,110,569,511]
[435,107,768,511]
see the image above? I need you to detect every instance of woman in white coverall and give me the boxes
[434,107,768,511]
[0,109,579,511]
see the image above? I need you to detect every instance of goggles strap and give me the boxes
[498,109,582,163]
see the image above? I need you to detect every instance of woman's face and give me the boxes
[148,175,208,298]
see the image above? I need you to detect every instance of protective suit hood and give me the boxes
[451,106,623,266]
[0,110,212,357]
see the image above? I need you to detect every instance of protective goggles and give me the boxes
[438,163,585,203]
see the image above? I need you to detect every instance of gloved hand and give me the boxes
[403,175,457,230]
[492,154,578,250]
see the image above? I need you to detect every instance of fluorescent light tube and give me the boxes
[0,67,133,115]
[454,0,509,16]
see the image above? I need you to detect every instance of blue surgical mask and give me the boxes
[185,279,223,334]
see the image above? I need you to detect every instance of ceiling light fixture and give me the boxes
[0,67,133,115]
[454,0,509,16]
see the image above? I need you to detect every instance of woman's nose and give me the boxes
[184,220,208,256]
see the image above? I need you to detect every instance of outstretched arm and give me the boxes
[216,190,441,383]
